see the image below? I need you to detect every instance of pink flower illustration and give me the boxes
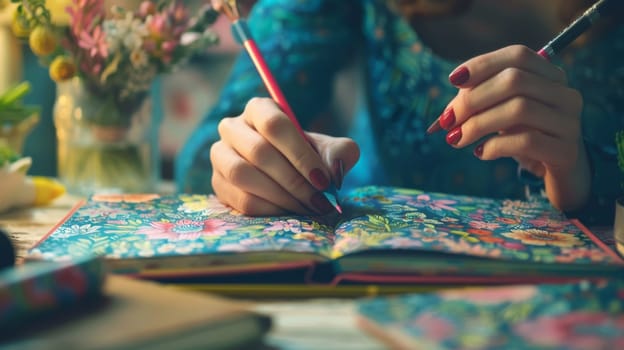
[383,237,424,249]
[469,220,501,230]
[264,219,306,234]
[395,194,458,211]
[555,247,613,263]
[442,285,537,304]
[514,312,624,349]
[136,219,236,240]
[410,312,455,341]
[437,237,503,258]
[410,227,448,242]
[528,217,569,230]
[415,194,458,211]
[500,241,527,251]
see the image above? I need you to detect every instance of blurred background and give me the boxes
[0,0,241,181]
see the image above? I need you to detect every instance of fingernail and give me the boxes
[310,192,334,214]
[473,143,484,158]
[332,159,344,190]
[438,107,455,130]
[449,66,469,86]
[309,168,329,190]
[426,119,442,134]
[446,127,462,145]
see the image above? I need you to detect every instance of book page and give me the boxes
[29,194,336,266]
[331,186,621,267]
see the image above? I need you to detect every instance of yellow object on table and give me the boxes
[0,157,65,213]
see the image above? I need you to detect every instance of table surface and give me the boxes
[0,193,386,350]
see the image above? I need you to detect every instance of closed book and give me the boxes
[2,275,272,350]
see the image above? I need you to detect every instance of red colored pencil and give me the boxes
[231,18,342,213]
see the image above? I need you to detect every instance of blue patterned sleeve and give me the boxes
[563,27,624,225]
[175,0,360,193]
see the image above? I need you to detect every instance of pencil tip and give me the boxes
[323,189,342,214]
[426,119,442,134]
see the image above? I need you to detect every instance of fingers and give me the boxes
[426,44,583,183]
[473,129,577,172]
[427,45,575,135]
[306,132,360,190]
[210,140,310,215]
[218,116,324,211]
[447,69,582,131]
[449,45,567,87]
[449,97,580,148]
[216,118,337,216]
[212,171,286,216]
[430,47,590,211]
[242,98,333,192]
[213,97,359,216]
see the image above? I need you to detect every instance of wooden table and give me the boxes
[0,193,385,350]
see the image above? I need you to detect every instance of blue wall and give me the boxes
[21,47,57,176]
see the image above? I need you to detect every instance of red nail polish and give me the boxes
[446,127,462,145]
[309,168,329,190]
[449,66,469,86]
[426,119,442,134]
[438,108,455,130]
[473,143,484,158]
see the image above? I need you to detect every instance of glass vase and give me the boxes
[615,198,624,257]
[53,77,160,196]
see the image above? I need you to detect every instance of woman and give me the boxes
[176,0,624,224]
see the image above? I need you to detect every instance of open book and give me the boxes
[356,279,624,349]
[27,186,623,285]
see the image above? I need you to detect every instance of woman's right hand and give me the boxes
[210,97,360,216]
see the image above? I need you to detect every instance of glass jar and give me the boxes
[53,77,160,196]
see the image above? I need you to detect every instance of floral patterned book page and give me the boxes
[357,279,624,350]
[332,187,623,271]
[28,194,336,266]
[27,187,623,280]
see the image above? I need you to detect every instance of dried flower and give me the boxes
[139,1,157,18]
[11,0,219,126]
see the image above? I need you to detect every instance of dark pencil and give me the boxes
[426,0,617,134]
[537,0,615,60]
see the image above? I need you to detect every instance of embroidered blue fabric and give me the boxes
[176,0,624,225]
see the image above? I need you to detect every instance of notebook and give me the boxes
[26,186,624,285]
[356,279,624,350]
[2,275,272,350]
[0,255,105,332]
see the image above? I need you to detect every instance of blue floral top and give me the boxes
[176,0,624,225]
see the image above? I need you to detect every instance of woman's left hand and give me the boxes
[430,45,590,212]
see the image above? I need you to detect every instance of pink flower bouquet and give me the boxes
[12,0,219,126]
[10,0,220,195]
